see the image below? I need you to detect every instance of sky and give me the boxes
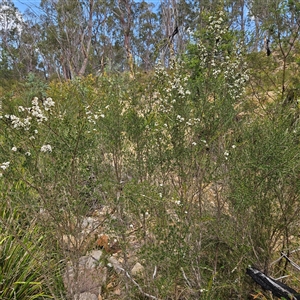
[12,0,160,14]
[13,0,41,13]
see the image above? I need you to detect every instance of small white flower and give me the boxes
[11,146,17,152]
[224,150,229,160]
[43,97,55,111]
[25,151,31,156]
[41,144,52,153]
[192,142,197,146]
[176,115,184,122]
[32,97,39,106]
[0,162,10,170]
[129,224,134,229]
[178,87,185,95]
[232,145,236,149]
[175,200,181,205]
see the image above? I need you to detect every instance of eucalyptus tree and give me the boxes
[18,12,47,78]
[132,0,161,71]
[0,0,24,79]
[157,0,196,67]
[246,0,300,108]
[265,0,300,98]
[88,0,111,74]
[39,0,95,80]
[106,0,136,77]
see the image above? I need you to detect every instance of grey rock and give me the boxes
[131,262,144,276]
[64,254,107,298]
[77,292,98,300]
[107,256,122,274]
[90,249,102,261]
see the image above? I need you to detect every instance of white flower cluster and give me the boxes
[154,60,169,79]
[223,57,249,100]
[40,144,52,153]
[85,105,105,125]
[43,97,55,111]
[196,11,248,101]
[3,114,32,130]
[2,97,55,159]
[224,150,229,160]
[150,57,205,150]
[153,58,192,116]
[185,117,201,126]
[170,75,190,96]
[208,11,227,42]
[224,145,236,160]
[176,115,185,122]
[31,97,48,123]
[4,97,55,130]
[0,161,10,177]
[0,161,10,170]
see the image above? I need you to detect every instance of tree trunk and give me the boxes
[78,0,94,77]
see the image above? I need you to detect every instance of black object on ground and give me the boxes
[246,266,300,300]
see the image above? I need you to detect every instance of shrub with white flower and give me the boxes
[188,10,248,103]
[5,96,55,131]
[148,56,202,154]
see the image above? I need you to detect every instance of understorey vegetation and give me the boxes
[1,2,300,300]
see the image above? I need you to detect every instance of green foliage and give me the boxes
[2,6,300,300]
[0,204,54,300]
[228,114,300,266]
